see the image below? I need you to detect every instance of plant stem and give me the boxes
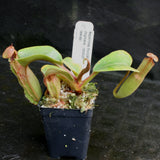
[79,72,98,89]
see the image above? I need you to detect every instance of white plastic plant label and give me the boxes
[72,21,94,80]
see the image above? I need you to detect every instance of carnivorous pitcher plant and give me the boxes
[2,45,158,112]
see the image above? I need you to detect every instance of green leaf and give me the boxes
[17,46,63,66]
[41,65,74,81]
[93,50,138,72]
[63,57,82,76]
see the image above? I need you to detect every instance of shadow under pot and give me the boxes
[39,108,93,160]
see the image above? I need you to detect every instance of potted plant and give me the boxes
[2,45,158,160]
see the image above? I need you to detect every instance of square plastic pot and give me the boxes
[40,108,93,160]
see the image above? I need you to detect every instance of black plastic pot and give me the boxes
[40,108,93,160]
